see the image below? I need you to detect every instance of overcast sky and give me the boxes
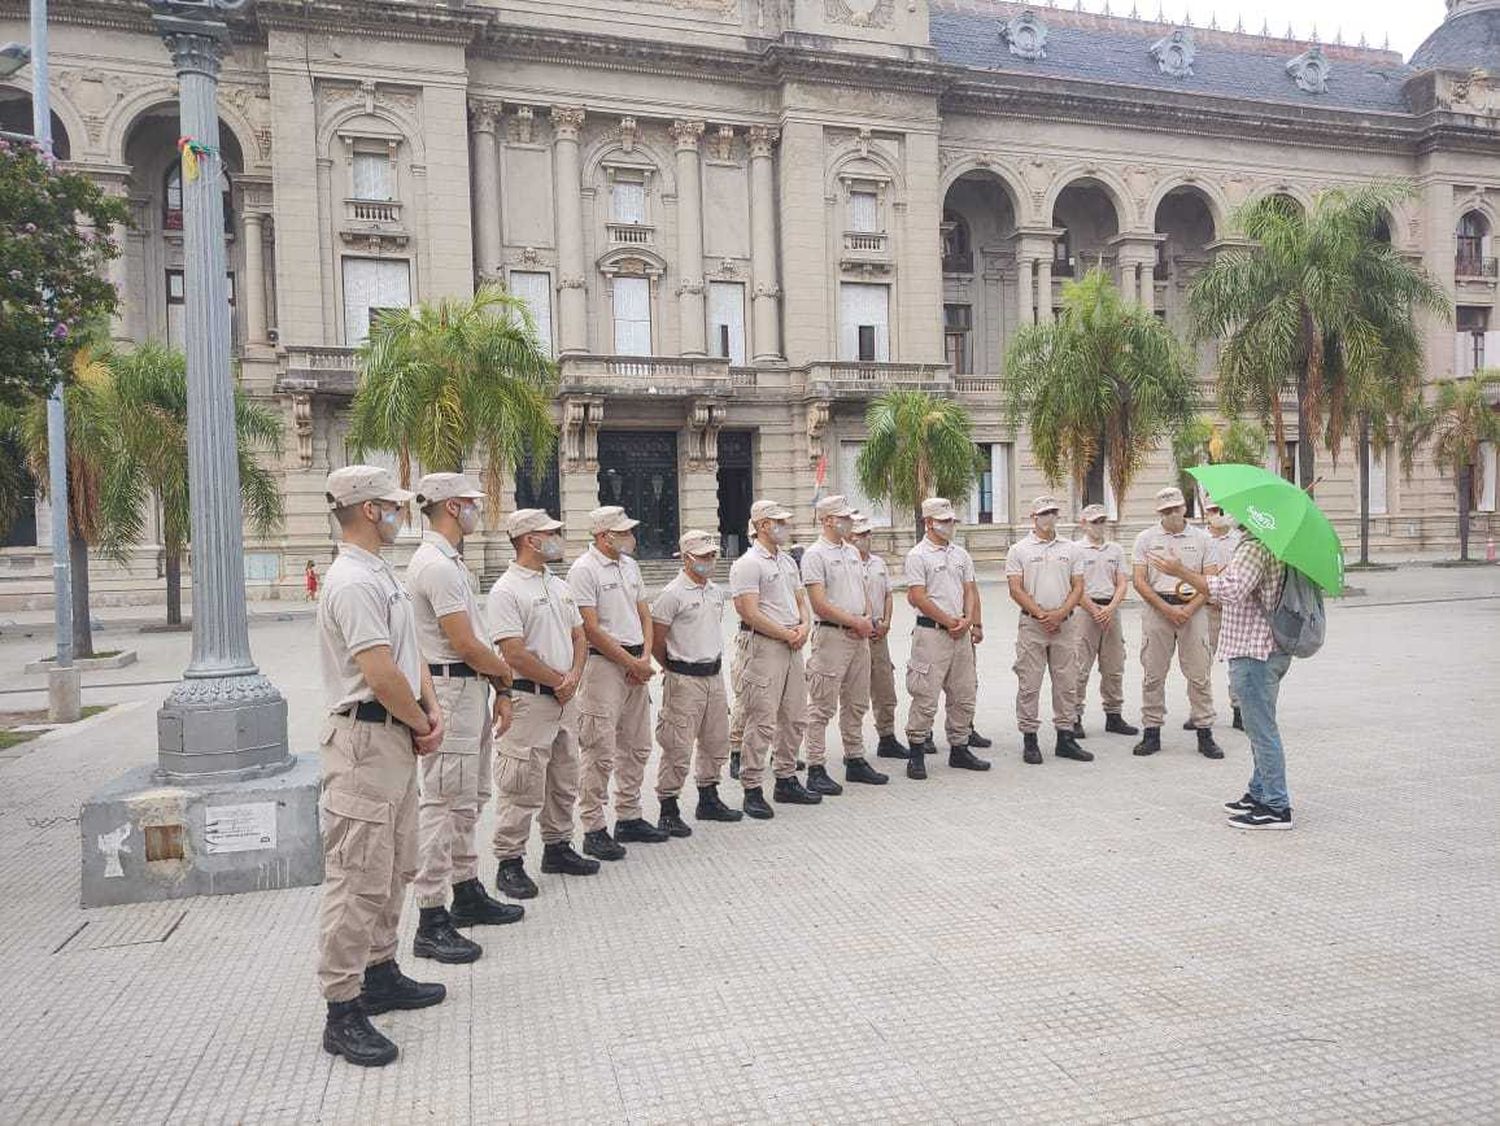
[1081,0,1448,59]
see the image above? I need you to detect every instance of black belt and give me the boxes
[916,615,940,629]
[1091,597,1114,606]
[1157,594,1189,606]
[815,621,860,632]
[338,700,409,729]
[428,661,478,678]
[666,657,722,677]
[511,678,557,698]
[739,622,791,641]
[589,643,645,658]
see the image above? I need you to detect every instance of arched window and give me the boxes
[941,210,972,274]
[1457,211,1492,276]
[164,160,235,235]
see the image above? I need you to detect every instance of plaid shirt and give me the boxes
[1206,539,1285,662]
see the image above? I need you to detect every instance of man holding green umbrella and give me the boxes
[1149,464,1344,831]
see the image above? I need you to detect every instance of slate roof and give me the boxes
[930,5,1416,115]
[1410,7,1500,71]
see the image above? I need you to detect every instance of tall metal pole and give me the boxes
[150,0,289,781]
[31,0,80,722]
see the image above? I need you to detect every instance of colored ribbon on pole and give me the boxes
[176,135,218,182]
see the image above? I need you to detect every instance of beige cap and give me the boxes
[505,508,564,537]
[325,465,414,508]
[750,499,793,522]
[850,515,874,535]
[814,494,854,519]
[1155,486,1188,512]
[414,472,485,506]
[589,505,640,535]
[1030,495,1062,516]
[678,529,718,557]
[1079,503,1109,522]
[921,497,957,521]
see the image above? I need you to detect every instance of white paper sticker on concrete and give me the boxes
[98,823,131,878]
[204,802,277,854]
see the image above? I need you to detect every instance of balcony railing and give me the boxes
[1455,255,1499,279]
[843,231,889,256]
[281,346,359,395]
[606,222,655,247]
[807,361,950,395]
[954,375,1002,394]
[560,354,731,395]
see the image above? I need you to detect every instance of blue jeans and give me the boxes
[1229,651,1293,813]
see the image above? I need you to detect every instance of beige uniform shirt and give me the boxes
[903,537,976,618]
[487,562,582,674]
[1074,539,1128,601]
[1132,523,1210,594]
[1203,528,1245,573]
[650,572,726,664]
[318,542,422,713]
[799,537,870,620]
[862,553,891,625]
[567,546,646,646]
[729,541,804,629]
[1005,533,1082,611]
[405,531,484,664]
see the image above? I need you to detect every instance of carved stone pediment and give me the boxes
[1149,29,1195,79]
[1286,46,1331,95]
[1001,10,1048,61]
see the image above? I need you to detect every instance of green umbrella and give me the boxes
[1186,463,1345,594]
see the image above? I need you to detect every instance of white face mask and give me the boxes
[1035,513,1058,534]
[771,524,791,546]
[833,518,853,539]
[931,520,955,542]
[1161,510,1187,534]
[611,532,637,558]
[376,504,402,544]
[852,535,871,557]
[456,503,480,536]
[1208,511,1232,531]
[688,557,715,579]
[1084,521,1106,543]
[538,534,565,562]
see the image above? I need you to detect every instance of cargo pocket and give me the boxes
[435,753,474,801]
[320,789,394,895]
[905,661,932,698]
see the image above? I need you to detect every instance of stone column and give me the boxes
[241,210,268,345]
[470,99,504,282]
[672,120,707,357]
[552,106,588,354]
[1016,255,1034,328]
[748,125,782,362]
[1035,256,1053,323]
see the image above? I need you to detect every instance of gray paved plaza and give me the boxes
[0,564,1496,1124]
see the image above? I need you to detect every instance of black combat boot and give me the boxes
[1022,732,1043,765]
[908,736,937,759]
[616,817,670,844]
[322,998,398,1067]
[1183,719,1197,731]
[1232,706,1244,731]
[450,878,525,927]
[360,959,446,1015]
[773,775,823,804]
[413,906,483,964]
[1197,728,1225,760]
[875,734,909,759]
[1072,720,1087,739]
[844,757,889,785]
[695,784,744,822]
[1133,727,1163,756]
[657,796,693,838]
[582,828,629,860]
[495,858,538,900]
[949,743,992,771]
[742,786,775,819]
[906,743,928,780]
[542,840,602,875]
[1104,713,1140,736]
[805,764,844,796]
[967,728,993,749]
[1055,730,1094,762]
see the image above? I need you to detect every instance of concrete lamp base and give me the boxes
[79,753,323,908]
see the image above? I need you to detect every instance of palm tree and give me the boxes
[855,390,984,537]
[1188,183,1450,499]
[347,284,558,504]
[1398,374,1500,562]
[96,342,285,625]
[1003,268,1199,516]
[1171,416,1267,513]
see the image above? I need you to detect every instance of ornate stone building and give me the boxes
[1,0,1498,602]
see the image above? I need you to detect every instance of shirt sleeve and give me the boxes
[903,550,927,589]
[560,584,584,629]
[729,555,759,598]
[957,548,976,584]
[326,579,392,657]
[486,586,524,643]
[567,558,599,608]
[1070,543,1086,576]
[650,584,679,626]
[1003,545,1023,576]
[800,547,827,588]
[422,562,471,621]
[1208,542,1267,607]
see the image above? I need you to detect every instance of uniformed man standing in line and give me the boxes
[1131,486,1223,759]
[850,514,909,762]
[800,495,888,793]
[904,497,991,779]
[570,506,668,860]
[316,466,449,1069]
[729,499,822,818]
[1200,501,1246,732]
[405,473,523,967]
[1071,503,1140,740]
[1005,496,1090,765]
[650,529,743,833]
[487,509,600,898]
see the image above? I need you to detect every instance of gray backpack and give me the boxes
[1270,567,1326,659]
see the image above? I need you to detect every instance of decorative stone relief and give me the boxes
[292,393,314,469]
[670,119,705,151]
[57,71,124,147]
[619,116,640,153]
[552,106,586,143]
[686,399,728,470]
[469,99,503,134]
[1449,69,1500,114]
[1001,10,1048,60]
[520,246,544,266]
[1286,46,1330,95]
[562,396,605,470]
[1149,29,1195,78]
[806,400,831,465]
[509,106,535,144]
[712,257,741,279]
[747,124,780,158]
[826,0,892,29]
[709,125,736,162]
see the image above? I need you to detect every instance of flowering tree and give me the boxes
[0,138,129,405]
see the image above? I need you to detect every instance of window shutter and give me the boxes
[613,276,652,355]
[1365,446,1389,516]
[612,181,646,225]
[352,153,392,202]
[343,258,410,344]
[1481,442,1498,513]
[992,443,1012,524]
[708,282,746,365]
[848,190,878,233]
[510,271,555,357]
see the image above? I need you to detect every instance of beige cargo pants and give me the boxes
[904,625,977,748]
[316,713,419,1002]
[655,669,730,797]
[730,630,806,789]
[803,625,871,766]
[869,633,898,737]
[1140,603,1215,729]
[577,655,654,831]
[491,692,580,861]
[413,673,491,908]
[1073,605,1126,718]
[1013,615,1080,733]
